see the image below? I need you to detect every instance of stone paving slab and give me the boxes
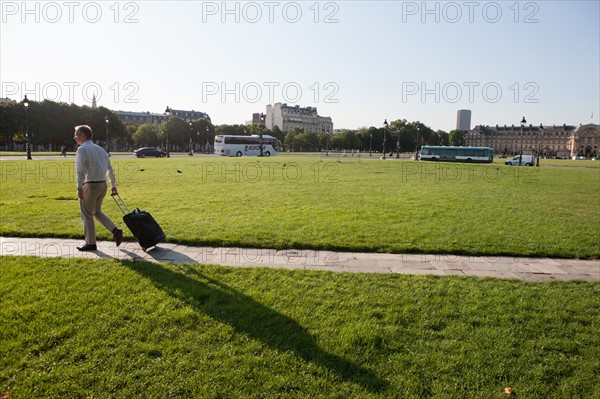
[1,237,598,282]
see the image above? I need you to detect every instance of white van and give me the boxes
[505,155,535,166]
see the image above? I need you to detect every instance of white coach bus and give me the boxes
[214,135,280,157]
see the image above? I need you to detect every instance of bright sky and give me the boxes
[2,1,599,131]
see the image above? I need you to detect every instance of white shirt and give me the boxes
[75,140,116,189]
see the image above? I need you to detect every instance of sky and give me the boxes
[1,0,599,132]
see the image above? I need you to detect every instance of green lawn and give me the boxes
[1,156,599,258]
[1,256,598,398]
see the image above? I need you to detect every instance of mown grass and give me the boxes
[1,156,599,258]
[1,256,599,398]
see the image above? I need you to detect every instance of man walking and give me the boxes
[74,125,123,251]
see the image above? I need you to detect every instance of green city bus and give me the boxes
[419,146,494,163]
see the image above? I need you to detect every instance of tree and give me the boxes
[330,131,361,150]
[449,129,466,146]
[159,117,191,149]
[299,131,322,151]
[215,124,247,136]
[190,119,214,150]
[0,102,22,149]
[283,130,298,151]
[132,124,159,147]
[389,119,410,153]
[435,130,449,146]
[124,123,138,150]
[356,127,379,153]
[412,121,433,147]
[270,125,285,144]
[281,130,327,152]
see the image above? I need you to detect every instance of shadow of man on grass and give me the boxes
[122,260,388,393]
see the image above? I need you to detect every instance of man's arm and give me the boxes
[75,146,86,198]
[106,156,118,195]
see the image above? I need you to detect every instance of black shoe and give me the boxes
[77,244,97,251]
[113,228,123,247]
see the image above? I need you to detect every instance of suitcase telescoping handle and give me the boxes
[111,193,131,215]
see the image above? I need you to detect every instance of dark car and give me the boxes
[134,147,166,158]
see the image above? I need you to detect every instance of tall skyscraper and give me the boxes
[456,110,471,131]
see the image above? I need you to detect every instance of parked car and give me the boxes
[505,155,535,166]
[134,147,166,158]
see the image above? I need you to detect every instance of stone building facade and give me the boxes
[265,103,333,134]
[115,109,211,125]
[465,123,600,158]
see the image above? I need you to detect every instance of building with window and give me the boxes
[115,109,211,125]
[251,113,266,125]
[465,123,599,158]
[265,103,333,134]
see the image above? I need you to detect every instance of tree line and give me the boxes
[0,100,127,152]
[285,121,465,153]
[0,99,466,153]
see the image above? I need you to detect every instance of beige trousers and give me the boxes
[79,182,117,244]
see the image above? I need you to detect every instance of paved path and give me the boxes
[1,236,598,282]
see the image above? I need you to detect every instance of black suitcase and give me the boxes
[112,194,165,251]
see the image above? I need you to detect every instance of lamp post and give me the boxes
[415,125,420,161]
[259,129,264,157]
[22,96,32,160]
[188,122,193,156]
[206,126,210,154]
[396,126,400,159]
[197,130,200,153]
[369,131,373,156]
[382,119,388,159]
[164,106,171,158]
[519,116,526,166]
[537,123,544,167]
[105,115,110,155]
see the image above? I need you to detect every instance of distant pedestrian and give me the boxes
[60,145,67,157]
[73,125,123,251]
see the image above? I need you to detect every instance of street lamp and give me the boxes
[164,106,171,158]
[415,125,420,161]
[381,119,388,159]
[206,126,210,154]
[369,131,373,156]
[396,126,400,159]
[537,123,544,167]
[259,129,264,157]
[105,115,110,155]
[22,95,32,160]
[188,121,193,156]
[519,116,526,166]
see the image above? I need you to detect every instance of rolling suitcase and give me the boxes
[112,194,166,251]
